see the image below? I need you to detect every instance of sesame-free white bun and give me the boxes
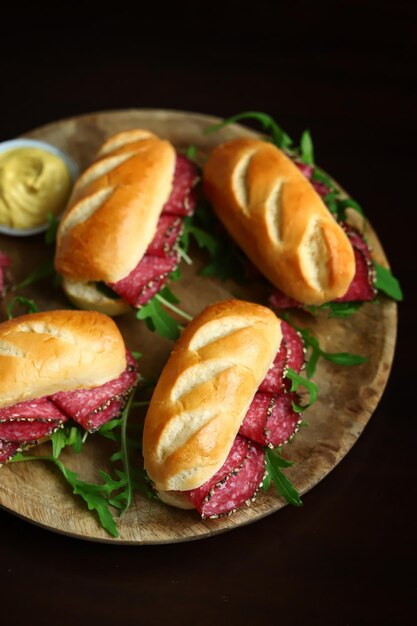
[0,310,126,409]
[203,138,355,305]
[143,300,282,495]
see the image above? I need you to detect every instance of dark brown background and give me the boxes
[0,3,415,625]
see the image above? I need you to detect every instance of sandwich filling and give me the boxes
[165,321,305,519]
[106,155,198,308]
[0,351,138,465]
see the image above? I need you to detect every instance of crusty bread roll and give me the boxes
[203,138,355,305]
[62,277,130,317]
[54,128,176,286]
[0,310,126,409]
[142,299,282,495]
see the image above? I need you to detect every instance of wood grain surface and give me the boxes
[0,109,397,543]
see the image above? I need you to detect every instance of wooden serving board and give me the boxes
[0,109,397,544]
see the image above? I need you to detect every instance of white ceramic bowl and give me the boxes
[0,138,79,236]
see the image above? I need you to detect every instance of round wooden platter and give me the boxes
[0,109,397,544]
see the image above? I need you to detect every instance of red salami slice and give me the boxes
[258,321,304,394]
[336,247,376,301]
[186,435,265,518]
[145,215,183,257]
[0,440,21,465]
[336,224,376,302]
[295,162,314,179]
[108,253,178,307]
[162,154,198,217]
[268,288,302,310]
[282,320,305,373]
[0,250,12,296]
[258,343,287,394]
[0,397,67,442]
[240,392,300,447]
[294,161,331,197]
[51,350,138,431]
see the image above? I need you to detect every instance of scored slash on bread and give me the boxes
[203,138,356,305]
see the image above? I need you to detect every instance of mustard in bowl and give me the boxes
[0,138,78,236]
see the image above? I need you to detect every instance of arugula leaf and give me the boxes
[115,391,136,514]
[306,301,363,318]
[321,352,367,367]
[136,297,181,340]
[312,167,337,191]
[58,461,119,536]
[157,285,180,305]
[6,296,39,319]
[181,205,246,283]
[10,453,119,537]
[374,261,403,301]
[204,111,294,151]
[45,212,59,245]
[295,325,367,378]
[185,224,218,257]
[285,367,318,413]
[50,425,85,458]
[13,258,55,291]
[185,145,197,161]
[300,130,314,165]
[264,448,302,506]
[336,197,364,217]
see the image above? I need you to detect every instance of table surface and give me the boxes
[0,4,415,625]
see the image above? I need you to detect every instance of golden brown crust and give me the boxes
[54,129,176,283]
[0,310,126,409]
[203,138,355,305]
[142,300,282,492]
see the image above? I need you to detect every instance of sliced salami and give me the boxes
[268,288,302,310]
[0,420,62,443]
[258,321,304,394]
[0,440,21,465]
[0,250,12,296]
[0,397,67,442]
[162,154,199,217]
[336,247,376,302]
[282,320,305,373]
[108,253,178,307]
[145,215,183,257]
[336,224,376,302]
[294,161,330,197]
[186,435,265,518]
[240,392,300,447]
[51,350,138,432]
[258,343,287,394]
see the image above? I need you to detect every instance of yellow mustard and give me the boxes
[0,147,72,229]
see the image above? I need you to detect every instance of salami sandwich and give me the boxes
[142,299,305,518]
[0,310,138,465]
[54,129,198,316]
[203,138,363,306]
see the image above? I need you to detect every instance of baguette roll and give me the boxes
[142,300,282,494]
[0,310,126,409]
[54,129,176,285]
[61,277,130,317]
[203,138,355,305]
